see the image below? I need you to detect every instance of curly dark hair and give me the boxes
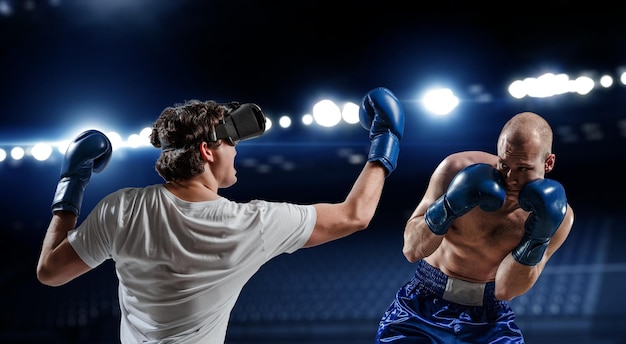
[149,100,226,181]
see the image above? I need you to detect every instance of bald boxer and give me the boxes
[376,112,574,343]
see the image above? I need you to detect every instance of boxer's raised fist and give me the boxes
[51,130,112,216]
[359,87,405,176]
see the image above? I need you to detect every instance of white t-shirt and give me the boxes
[68,184,316,344]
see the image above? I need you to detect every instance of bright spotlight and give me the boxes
[0,149,6,162]
[508,80,526,99]
[127,134,143,148]
[31,143,53,161]
[342,102,360,124]
[139,127,152,145]
[573,76,594,95]
[279,115,292,128]
[302,114,314,125]
[106,131,123,150]
[600,75,613,88]
[312,100,341,127]
[422,88,459,116]
[56,140,70,154]
[11,147,25,160]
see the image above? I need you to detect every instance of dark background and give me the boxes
[1,1,625,343]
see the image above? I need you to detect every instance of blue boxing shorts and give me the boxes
[376,259,524,343]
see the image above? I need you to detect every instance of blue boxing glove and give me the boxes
[359,87,405,176]
[512,179,567,266]
[51,130,113,217]
[425,163,505,235]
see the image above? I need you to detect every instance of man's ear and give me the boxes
[544,153,555,173]
[199,142,214,162]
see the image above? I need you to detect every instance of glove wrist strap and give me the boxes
[368,133,400,176]
[424,196,455,235]
[51,177,84,217]
[512,234,549,266]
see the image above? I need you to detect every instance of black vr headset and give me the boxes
[210,102,266,145]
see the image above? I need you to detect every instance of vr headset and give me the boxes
[210,102,266,145]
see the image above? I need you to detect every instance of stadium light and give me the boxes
[422,88,459,116]
[11,147,25,160]
[301,114,314,126]
[31,143,53,161]
[279,115,292,129]
[341,102,360,124]
[313,99,342,127]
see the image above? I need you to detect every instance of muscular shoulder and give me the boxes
[437,151,498,175]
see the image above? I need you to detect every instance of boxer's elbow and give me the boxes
[402,246,421,263]
[37,264,64,287]
[494,285,521,302]
[36,258,73,287]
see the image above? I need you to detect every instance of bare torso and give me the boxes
[425,202,527,283]
[424,151,529,283]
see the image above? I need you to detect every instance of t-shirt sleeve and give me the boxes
[67,195,115,268]
[255,201,316,256]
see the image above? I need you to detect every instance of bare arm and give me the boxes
[37,130,111,287]
[305,87,403,247]
[403,151,499,262]
[402,158,458,262]
[36,211,91,287]
[305,162,386,247]
[495,204,574,300]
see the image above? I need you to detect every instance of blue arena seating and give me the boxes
[1,205,625,343]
